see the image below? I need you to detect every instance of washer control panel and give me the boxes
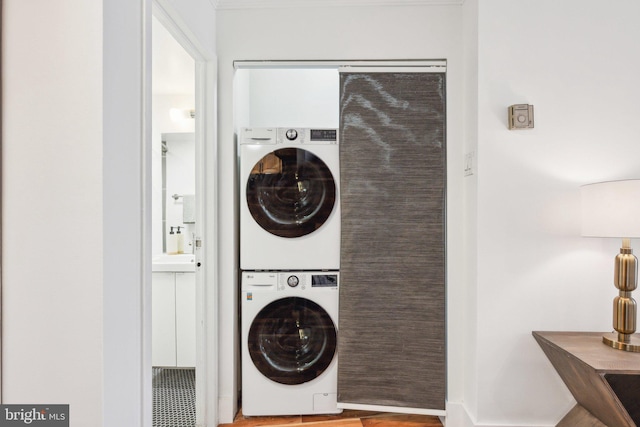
[242,271,339,292]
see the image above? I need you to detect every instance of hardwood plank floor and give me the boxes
[219,409,443,427]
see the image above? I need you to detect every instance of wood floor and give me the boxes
[219,409,443,427]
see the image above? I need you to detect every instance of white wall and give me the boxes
[470,1,640,426]
[3,1,215,426]
[217,5,465,424]
[3,2,103,425]
[237,68,340,128]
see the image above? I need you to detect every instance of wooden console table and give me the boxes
[533,331,640,427]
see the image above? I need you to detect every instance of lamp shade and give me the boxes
[581,179,640,238]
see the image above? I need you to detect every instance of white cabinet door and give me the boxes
[152,272,177,366]
[175,272,196,367]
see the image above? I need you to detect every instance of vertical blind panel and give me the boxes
[338,72,446,411]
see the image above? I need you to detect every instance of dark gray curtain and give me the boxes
[338,71,446,411]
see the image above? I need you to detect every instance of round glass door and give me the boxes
[246,148,336,238]
[248,297,337,385]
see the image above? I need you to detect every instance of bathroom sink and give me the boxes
[152,253,196,272]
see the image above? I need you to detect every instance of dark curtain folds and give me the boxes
[338,71,446,411]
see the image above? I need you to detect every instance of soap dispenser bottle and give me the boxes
[167,226,178,255]
[176,226,184,254]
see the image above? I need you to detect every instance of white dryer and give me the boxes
[239,127,340,270]
[241,271,341,416]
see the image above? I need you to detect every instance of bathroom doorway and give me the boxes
[150,3,218,425]
[151,13,197,427]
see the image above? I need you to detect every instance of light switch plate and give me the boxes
[508,104,534,129]
[464,151,475,176]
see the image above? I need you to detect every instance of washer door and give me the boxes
[246,148,336,238]
[248,297,337,385]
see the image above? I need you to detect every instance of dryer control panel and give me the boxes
[276,128,338,145]
[240,128,338,146]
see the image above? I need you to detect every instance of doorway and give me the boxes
[151,13,197,427]
[149,0,218,426]
[149,2,219,424]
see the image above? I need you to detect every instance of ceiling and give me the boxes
[152,16,195,96]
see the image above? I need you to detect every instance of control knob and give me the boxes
[285,129,298,141]
[287,275,299,287]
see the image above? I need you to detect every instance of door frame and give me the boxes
[151,2,218,425]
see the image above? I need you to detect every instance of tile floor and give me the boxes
[152,368,196,427]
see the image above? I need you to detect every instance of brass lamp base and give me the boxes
[603,332,640,352]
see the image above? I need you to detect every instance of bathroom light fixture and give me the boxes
[581,179,640,352]
[169,108,195,122]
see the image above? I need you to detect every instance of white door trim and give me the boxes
[234,59,446,70]
[151,2,219,426]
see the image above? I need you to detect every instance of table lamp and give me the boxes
[581,179,640,352]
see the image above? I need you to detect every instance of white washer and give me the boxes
[240,127,340,270]
[241,271,341,416]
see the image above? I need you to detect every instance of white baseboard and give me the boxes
[216,398,556,426]
[444,402,475,427]
[338,402,445,417]
[444,402,554,427]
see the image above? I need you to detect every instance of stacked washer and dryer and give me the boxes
[239,127,342,416]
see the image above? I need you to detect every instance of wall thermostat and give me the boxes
[508,104,534,129]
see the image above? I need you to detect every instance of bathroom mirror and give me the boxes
[158,132,195,254]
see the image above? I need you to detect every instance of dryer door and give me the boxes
[246,148,336,238]
[248,297,337,385]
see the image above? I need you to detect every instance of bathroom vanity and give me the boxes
[152,254,196,367]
